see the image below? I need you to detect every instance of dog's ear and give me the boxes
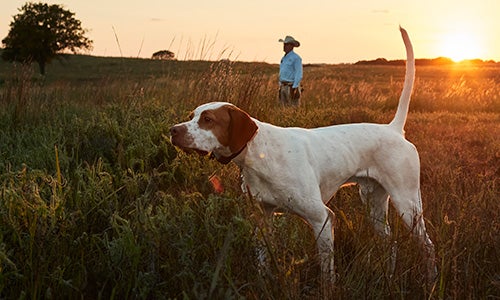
[226,105,257,154]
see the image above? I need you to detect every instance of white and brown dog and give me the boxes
[170,27,436,281]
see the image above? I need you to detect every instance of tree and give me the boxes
[1,2,92,75]
[151,50,175,60]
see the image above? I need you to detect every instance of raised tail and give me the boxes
[389,26,415,135]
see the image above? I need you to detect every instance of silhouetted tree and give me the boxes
[1,2,92,75]
[152,50,175,60]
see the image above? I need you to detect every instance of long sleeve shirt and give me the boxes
[279,50,303,88]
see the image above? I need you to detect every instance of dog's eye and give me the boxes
[204,116,212,123]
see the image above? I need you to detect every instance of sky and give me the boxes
[1,0,499,64]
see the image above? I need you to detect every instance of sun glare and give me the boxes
[438,31,484,62]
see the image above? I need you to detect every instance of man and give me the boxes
[278,35,303,106]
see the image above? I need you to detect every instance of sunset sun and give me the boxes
[438,31,484,62]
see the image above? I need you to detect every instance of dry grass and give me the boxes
[0,57,498,299]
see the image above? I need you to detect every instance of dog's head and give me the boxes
[170,102,258,164]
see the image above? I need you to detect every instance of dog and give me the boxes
[170,27,437,282]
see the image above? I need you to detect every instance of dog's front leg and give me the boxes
[253,223,271,272]
[252,202,277,275]
[305,205,336,298]
[307,206,336,283]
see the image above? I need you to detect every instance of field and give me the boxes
[0,55,498,299]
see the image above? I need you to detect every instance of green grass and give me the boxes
[0,55,498,299]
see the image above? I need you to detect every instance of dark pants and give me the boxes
[279,83,301,106]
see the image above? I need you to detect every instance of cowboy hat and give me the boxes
[279,36,300,47]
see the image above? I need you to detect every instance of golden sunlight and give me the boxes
[438,30,484,62]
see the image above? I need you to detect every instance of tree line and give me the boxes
[354,57,498,66]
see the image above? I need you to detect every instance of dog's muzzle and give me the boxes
[170,124,209,156]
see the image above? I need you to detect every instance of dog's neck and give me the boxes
[212,128,258,165]
[211,144,248,164]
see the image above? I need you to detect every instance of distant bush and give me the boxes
[151,50,175,60]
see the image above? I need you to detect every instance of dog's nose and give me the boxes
[170,124,186,138]
[170,124,187,147]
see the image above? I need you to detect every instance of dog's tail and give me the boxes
[389,26,415,135]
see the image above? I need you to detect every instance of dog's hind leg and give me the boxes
[358,178,391,236]
[358,178,396,276]
[390,188,437,282]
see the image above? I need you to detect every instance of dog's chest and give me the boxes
[239,167,297,210]
[240,170,272,202]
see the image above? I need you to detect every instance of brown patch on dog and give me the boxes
[197,105,257,154]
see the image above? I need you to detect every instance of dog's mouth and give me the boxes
[170,132,225,162]
[176,146,209,157]
[175,145,232,164]
[170,133,209,157]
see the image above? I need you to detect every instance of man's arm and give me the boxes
[292,55,303,88]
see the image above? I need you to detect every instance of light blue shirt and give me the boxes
[279,50,303,88]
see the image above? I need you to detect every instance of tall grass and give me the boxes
[0,57,498,298]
